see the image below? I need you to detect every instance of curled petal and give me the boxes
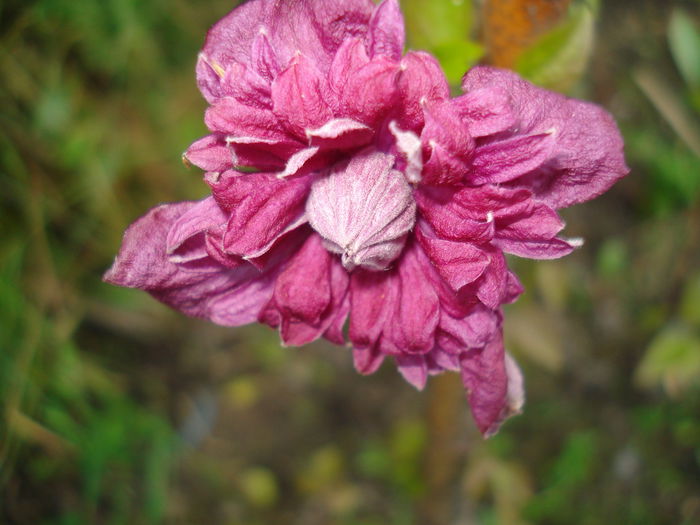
[460,331,523,437]
[261,234,349,345]
[271,53,333,138]
[396,354,428,390]
[207,171,312,259]
[183,135,234,173]
[368,0,405,60]
[469,132,555,185]
[104,201,276,325]
[396,51,451,130]
[454,87,515,138]
[420,100,474,185]
[462,66,629,208]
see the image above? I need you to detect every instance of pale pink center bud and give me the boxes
[306,150,416,271]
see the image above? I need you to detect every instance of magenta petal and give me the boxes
[105,202,206,290]
[262,235,350,346]
[415,187,495,244]
[438,305,500,353]
[278,146,322,179]
[470,132,555,185]
[306,118,374,150]
[206,270,278,326]
[272,234,332,324]
[211,171,311,258]
[349,269,397,348]
[267,0,375,71]
[416,225,489,291]
[328,38,399,126]
[420,100,474,185]
[353,345,385,375]
[105,201,275,325]
[460,332,512,437]
[166,197,228,266]
[205,97,301,156]
[196,0,268,102]
[388,245,440,354]
[396,51,451,130]
[271,53,333,138]
[454,87,516,138]
[475,248,509,310]
[396,354,428,390]
[250,30,281,83]
[183,135,233,173]
[462,66,629,208]
[368,0,404,60]
[494,202,576,259]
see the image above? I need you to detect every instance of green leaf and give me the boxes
[402,0,483,85]
[516,2,597,92]
[669,8,700,90]
[680,273,700,327]
[635,324,700,396]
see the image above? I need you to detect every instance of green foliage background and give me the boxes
[1,0,700,524]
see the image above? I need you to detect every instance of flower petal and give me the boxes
[306,149,415,270]
[460,331,520,437]
[104,201,276,325]
[395,51,451,130]
[368,0,404,60]
[469,132,555,185]
[183,135,234,173]
[462,66,629,208]
[206,171,312,258]
[271,53,333,138]
[454,87,516,138]
[416,224,489,291]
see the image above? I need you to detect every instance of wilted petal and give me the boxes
[396,354,429,390]
[462,66,629,208]
[470,132,555,185]
[454,87,515,138]
[420,100,474,185]
[460,331,520,437]
[104,201,276,325]
[306,149,416,270]
[206,171,311,258]
[183,135,234,173]
[416,223,489,291]
[396,51,451,130]
[368,0,404,60]
[349,269,398,348]
[271,53,333,138]
[353,344,385,375]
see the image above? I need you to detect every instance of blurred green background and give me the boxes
[1,0,700,523]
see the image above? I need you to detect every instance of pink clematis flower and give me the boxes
[105,0,628,436]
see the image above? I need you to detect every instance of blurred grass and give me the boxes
[1,0,700,524]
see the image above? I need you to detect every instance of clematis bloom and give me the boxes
[105,0,628,436]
